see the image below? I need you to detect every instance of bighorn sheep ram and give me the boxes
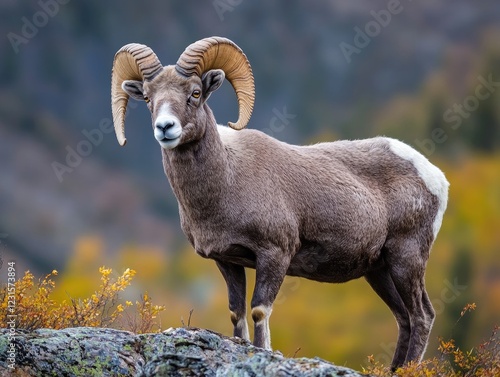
[111,36,448,370]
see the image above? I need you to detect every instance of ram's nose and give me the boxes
[154,117,181,140]
[155,119,175,133]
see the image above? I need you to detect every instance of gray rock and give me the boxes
[0,327,369,377]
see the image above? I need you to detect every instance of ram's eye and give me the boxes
[144,96,150,103]
[192,90,201,99]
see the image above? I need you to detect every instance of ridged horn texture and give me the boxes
[111,43,163,146]
[175,36,255,130]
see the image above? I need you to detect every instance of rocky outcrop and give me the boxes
[0,327,368,376]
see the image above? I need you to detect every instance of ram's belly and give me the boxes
[286,239,384,283]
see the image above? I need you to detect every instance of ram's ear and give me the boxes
[202,69,225,99]
[122,80,145,101]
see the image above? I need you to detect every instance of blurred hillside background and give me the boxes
[1,0,499,369]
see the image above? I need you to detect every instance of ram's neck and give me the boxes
[161,119,230,218]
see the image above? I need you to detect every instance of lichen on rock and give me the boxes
[0,327,368,376]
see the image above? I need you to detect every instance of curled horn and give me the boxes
[175,36,255,130]
[111,43,163,146]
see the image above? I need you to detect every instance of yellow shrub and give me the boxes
[363,304,500,377]
[0,267,165,334]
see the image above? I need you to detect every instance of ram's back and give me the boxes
[220,127,448,250]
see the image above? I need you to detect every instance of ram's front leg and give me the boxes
[251,251,290,350]
[216,261,249,340]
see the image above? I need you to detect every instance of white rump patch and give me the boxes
[387,138,449,239]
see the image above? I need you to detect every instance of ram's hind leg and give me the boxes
[365,267,411,371]
[386,238,434,366]
[216,261,249,340]
[421,288,436,331]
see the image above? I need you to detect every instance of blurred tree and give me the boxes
[443,248,474,350]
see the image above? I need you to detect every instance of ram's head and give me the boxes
[111,37,255,149]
